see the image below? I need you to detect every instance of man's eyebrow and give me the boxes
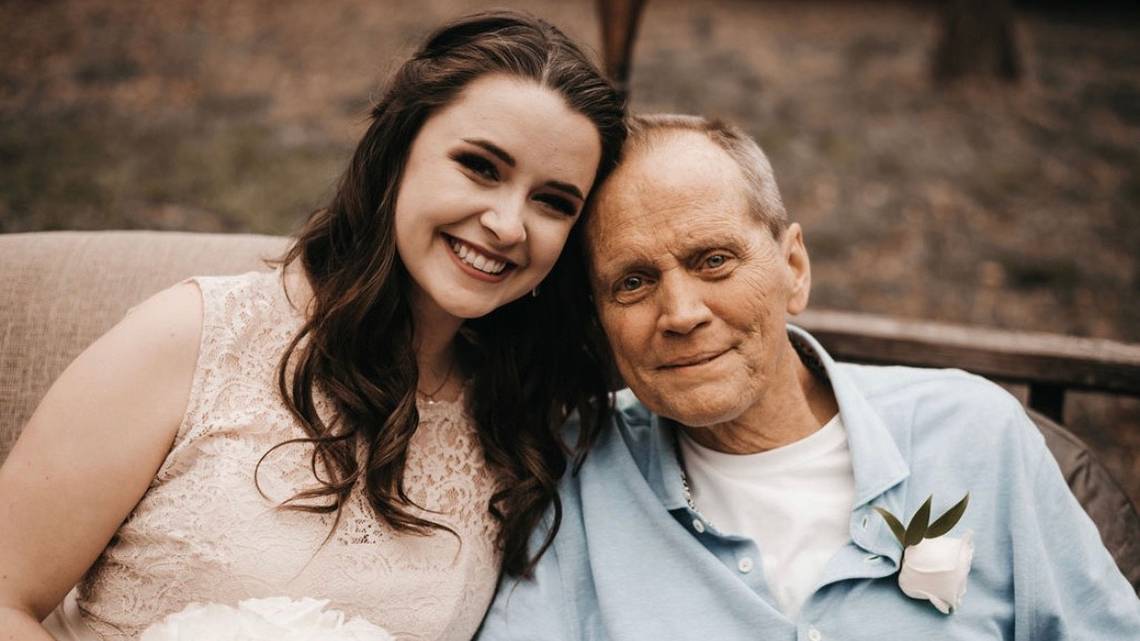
[463,138,585,201]
[595,234,747,277]
[463,138,515,167]
[595,250,655,279]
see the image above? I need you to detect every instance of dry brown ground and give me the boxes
[1,0,1137,502]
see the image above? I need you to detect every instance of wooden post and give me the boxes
[1028,383,1066,424]
[596,0,649,100]
[931,0,1022,83]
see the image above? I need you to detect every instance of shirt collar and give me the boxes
[639,325,910,513]
[643,412,690,511]
[787,325,910,508]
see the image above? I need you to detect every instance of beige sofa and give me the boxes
[1,230,1136,591]
[0,231,288,460]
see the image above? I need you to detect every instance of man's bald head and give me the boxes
[593,114,788,239]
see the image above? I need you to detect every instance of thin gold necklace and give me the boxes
[417,360,455,405]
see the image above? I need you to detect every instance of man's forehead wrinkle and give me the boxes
[589,214,659,276]
[592,213,746,280]
[588,171,756,280]
[597,162,731,232]
[589,132,755,279]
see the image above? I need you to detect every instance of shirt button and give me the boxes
[737,557,754,573]
[807,626,822,641]
[692,518,705,533]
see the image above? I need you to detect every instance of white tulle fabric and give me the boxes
[49,270,503,641]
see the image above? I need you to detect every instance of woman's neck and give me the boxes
[409,288,463,399]
[285,263,464,399]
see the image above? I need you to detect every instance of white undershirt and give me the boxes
[677,414,855,620]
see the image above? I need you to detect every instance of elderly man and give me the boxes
[477,114,1140,640]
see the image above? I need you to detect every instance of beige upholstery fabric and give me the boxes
[0,231,289,462]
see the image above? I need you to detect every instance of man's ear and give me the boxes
[782,222,811,315]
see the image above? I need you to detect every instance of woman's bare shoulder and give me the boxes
[18,281,207,466]
[118,281,205,353]
[0,282,206,620]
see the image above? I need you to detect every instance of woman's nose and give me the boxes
[479,197,527,246]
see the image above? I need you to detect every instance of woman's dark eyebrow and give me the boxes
[463,138,584,200]
[546,181,584,201]
[463,138,515,166]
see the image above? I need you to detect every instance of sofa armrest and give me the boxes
[0,231,290,461]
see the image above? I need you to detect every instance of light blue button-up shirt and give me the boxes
[478,327,1140,640]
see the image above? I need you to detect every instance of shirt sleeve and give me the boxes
[1010,408,1140,639]
[476,520,571,641]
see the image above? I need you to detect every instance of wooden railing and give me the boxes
[797,309,1140,423]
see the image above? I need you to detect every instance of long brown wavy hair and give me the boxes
[263,11,625,578]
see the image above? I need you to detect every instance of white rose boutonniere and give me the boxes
[875,493,972,614]
[140,596,394,641]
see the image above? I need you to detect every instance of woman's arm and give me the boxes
[0,283,203,639]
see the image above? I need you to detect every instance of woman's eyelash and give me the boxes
[454,152,499,180]
[535,194,577,216]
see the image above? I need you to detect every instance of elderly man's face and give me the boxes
[587,133,810,428]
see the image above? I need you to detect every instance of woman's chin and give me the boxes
[437,296,512,321]
[413,277,526,321]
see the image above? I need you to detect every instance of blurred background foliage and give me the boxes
[1,0,1137,501]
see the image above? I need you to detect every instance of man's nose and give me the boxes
[479,195,527,246]
[656,273,712,336]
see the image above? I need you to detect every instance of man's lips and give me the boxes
[657,349,730,369]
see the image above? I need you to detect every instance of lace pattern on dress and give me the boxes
[69,270,503,641]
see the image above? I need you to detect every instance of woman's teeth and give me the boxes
[450,238,508,275]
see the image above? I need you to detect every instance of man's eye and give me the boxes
[620,276,644,291]
[705,254,727,268]
[455,153,499,181]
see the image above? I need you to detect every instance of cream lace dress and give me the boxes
[43,270,504,641]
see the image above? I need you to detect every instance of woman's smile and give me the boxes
[444,233,518,282]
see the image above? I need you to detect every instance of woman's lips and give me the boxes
[443,234,517,283]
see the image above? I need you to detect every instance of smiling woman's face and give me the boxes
[393,73,602,322]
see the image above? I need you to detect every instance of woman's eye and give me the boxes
[455,153,499,181]
[535,194,577,217]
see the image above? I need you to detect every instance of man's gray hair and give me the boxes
[622,114,788,237]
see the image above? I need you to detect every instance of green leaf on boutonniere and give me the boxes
[925,493,970,539]
[874,507,907,547]
[904,495,933,547]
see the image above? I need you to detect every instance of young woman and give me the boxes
[0,11,624,641]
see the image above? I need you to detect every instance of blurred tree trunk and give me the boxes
[931,0,1022,83]
[597,0,649,100]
